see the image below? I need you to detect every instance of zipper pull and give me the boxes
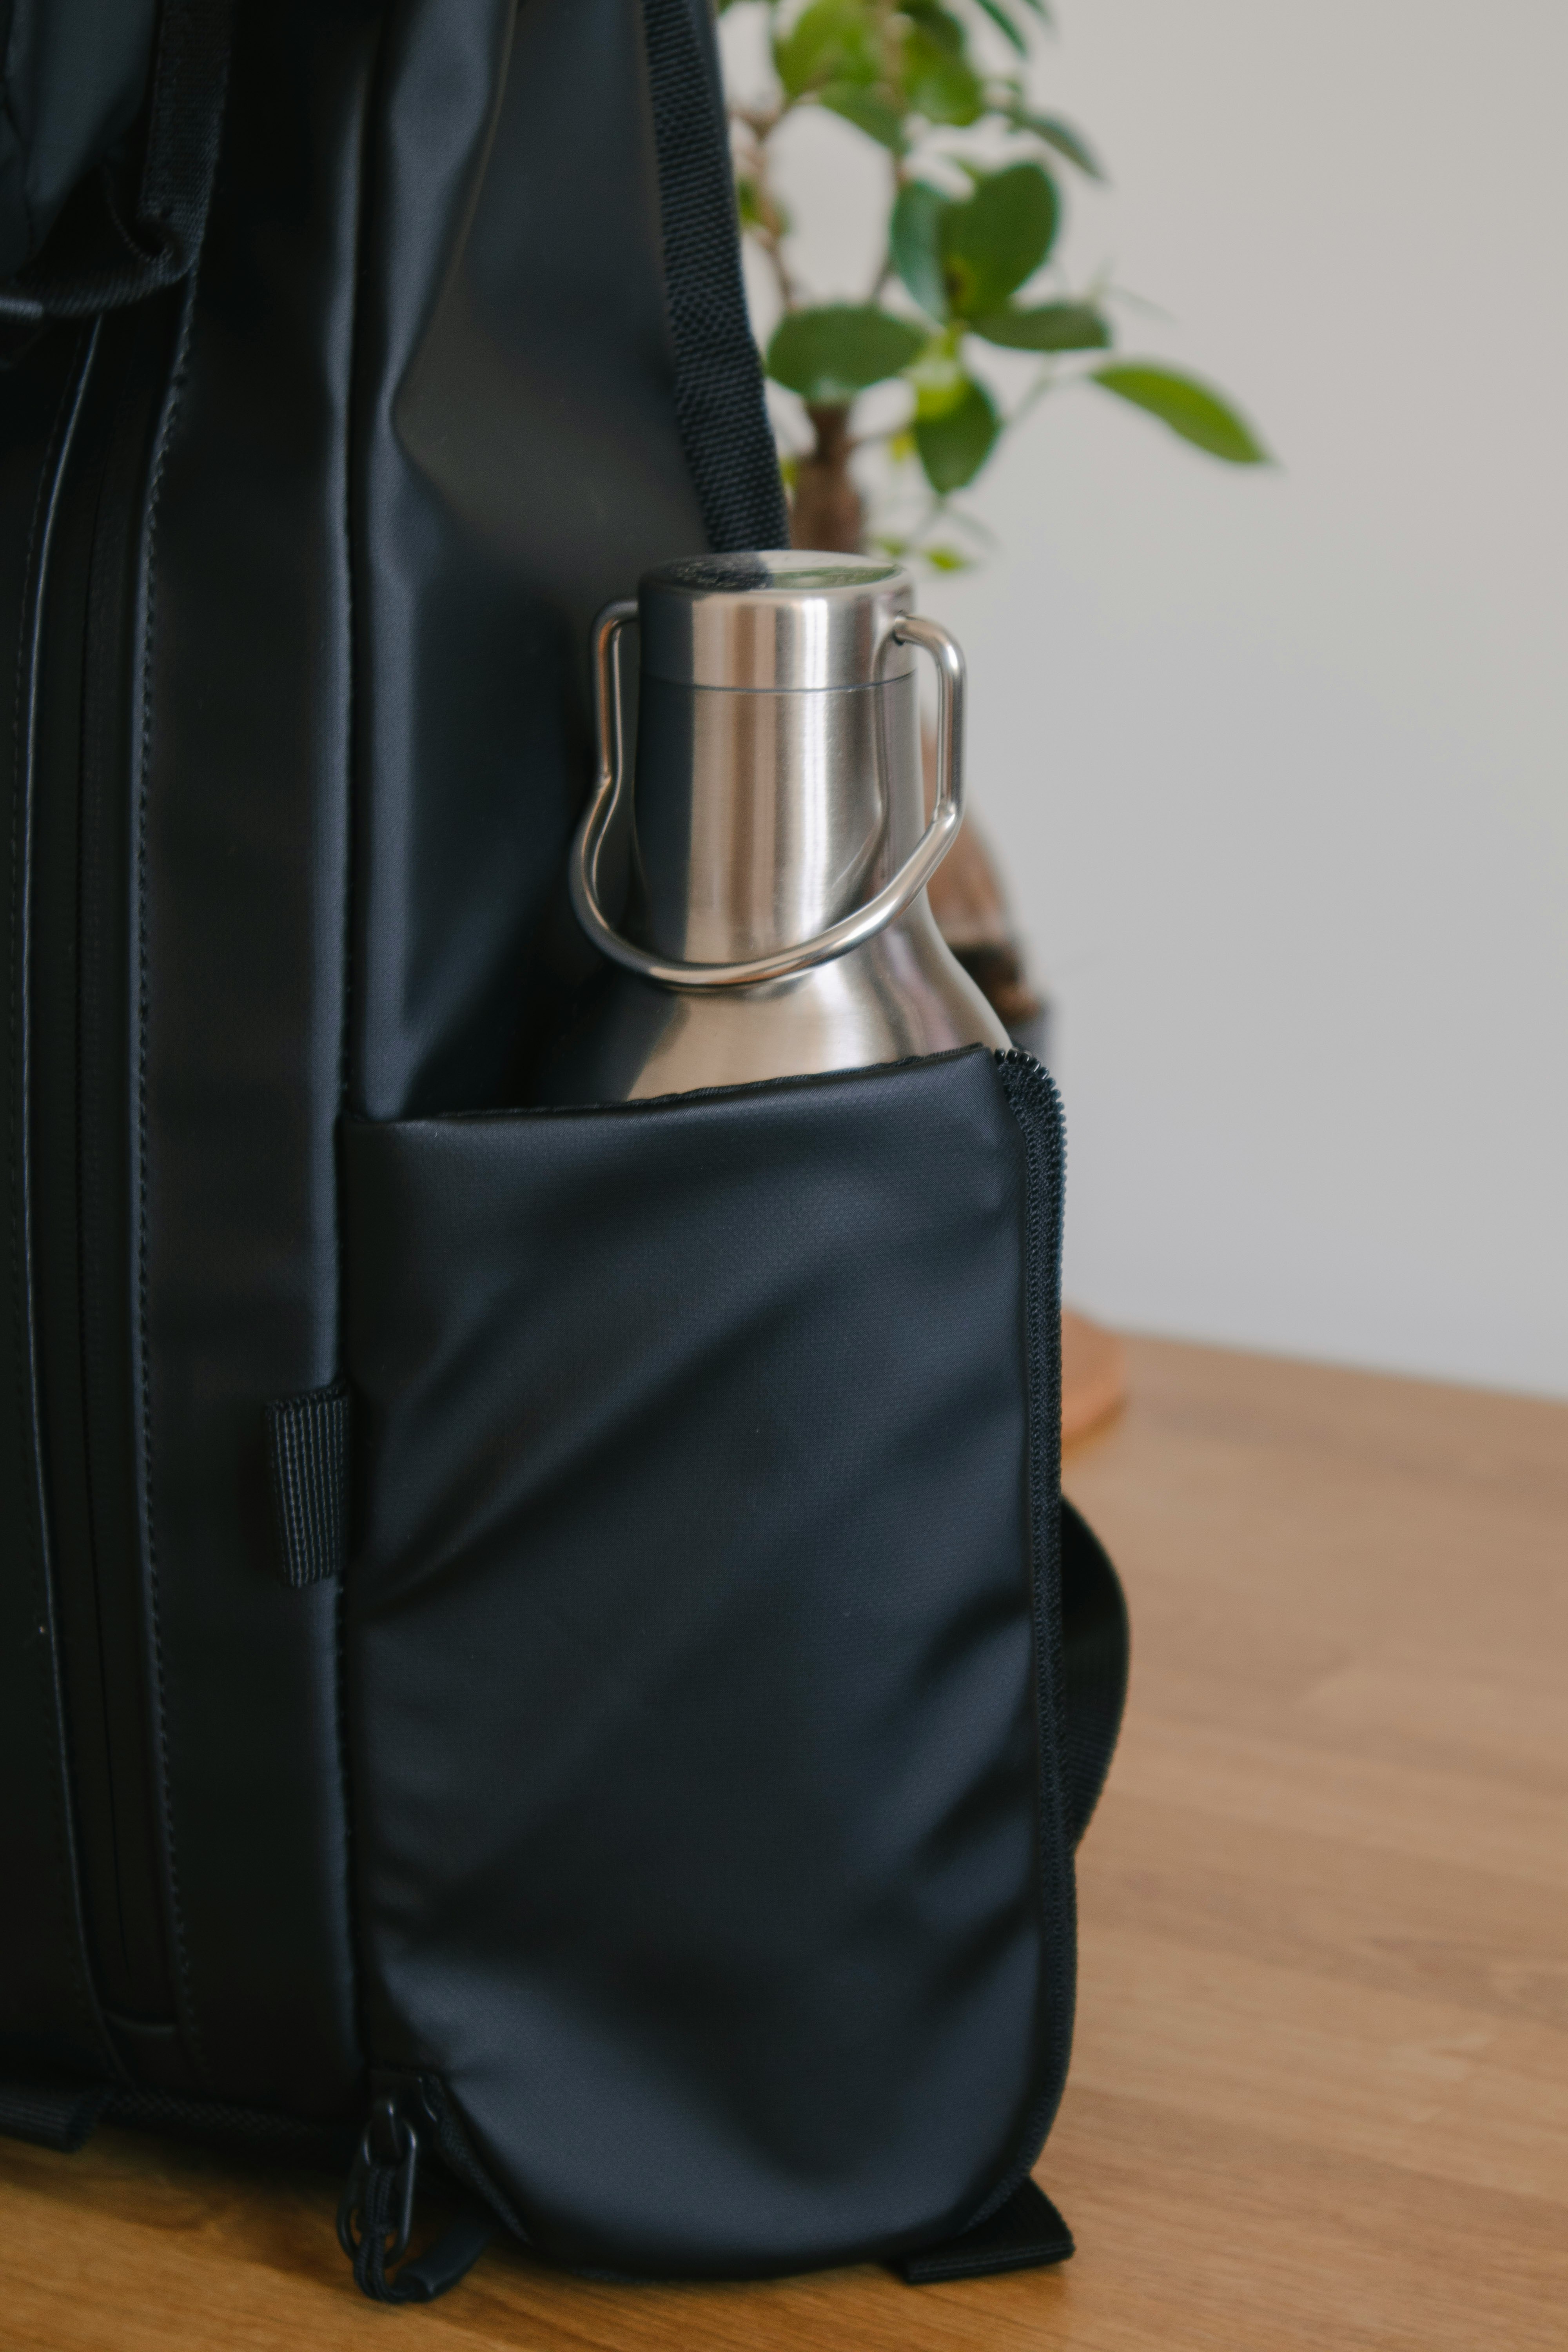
[336,2079,496,2305]
[338,2092,419,2299]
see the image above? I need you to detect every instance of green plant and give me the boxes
[720,0,1267,563]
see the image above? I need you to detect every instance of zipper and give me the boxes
[29,293,188,2055]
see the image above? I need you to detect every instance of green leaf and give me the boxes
[970,0,1028,55]
[1091,364,1269,463]
[774,0,880,100]
[766,305,929,403]
[904,31,984,125]
[915,376,1000,491]
[924,544,974,571]
[940,161,1058,316]
[818,80,905,150]
[971,300,1109,351]
[1011,111,1103,178]
[902,0,967,53]
[890,180,950,319]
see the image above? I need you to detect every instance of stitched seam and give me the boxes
[132,283,207,2083]
[8,324,108,2058]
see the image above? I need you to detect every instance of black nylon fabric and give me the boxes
[343,1047,1074,2278]
[351,0,726,1122]
[93,0,374,2110]
[0,0,234,321]
[897,2175,1074,2283]
[0,0,158,278]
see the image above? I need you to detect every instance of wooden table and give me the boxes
[7,1337,1567,2350]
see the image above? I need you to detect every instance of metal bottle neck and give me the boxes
[625,552,927,967]
[630,672,922,966]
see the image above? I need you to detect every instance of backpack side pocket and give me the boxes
[342,1046,1076,2277]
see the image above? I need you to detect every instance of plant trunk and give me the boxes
[790,405,863,554]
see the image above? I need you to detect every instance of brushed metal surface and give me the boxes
[634,671,893,964]
[638,549,918,690]
[538,557,1006,1104]
[541,900,1004,1103]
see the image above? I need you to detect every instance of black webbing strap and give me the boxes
[350,2189,494,2307]
[0,2078,110,2152]
[641,0,789,553]
[0,0,235,323]
[265,1381,350,1588]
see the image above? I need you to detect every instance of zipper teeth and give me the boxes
[130,277,210,2080]
[76,319,165,2024]
[968,1045,1074,2229]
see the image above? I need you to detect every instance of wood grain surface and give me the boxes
[1061,1306,1127,1447]
[6,1336,1566,2350]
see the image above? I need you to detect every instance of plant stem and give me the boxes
[790,405,864,553]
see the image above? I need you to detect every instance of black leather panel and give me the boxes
[124,0,378,2109]
[350,0,711,1121]
[0,319,114,2074]
[344,1049,1073,2275]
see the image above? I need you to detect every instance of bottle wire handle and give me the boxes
[568,601,966,991]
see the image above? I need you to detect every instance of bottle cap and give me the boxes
[638,550,918,690]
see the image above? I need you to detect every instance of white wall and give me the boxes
[723,0,1568,1398]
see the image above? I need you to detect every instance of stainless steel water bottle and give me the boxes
[534,551,1007,1104]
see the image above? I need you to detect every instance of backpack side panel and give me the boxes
[7,0,786,2126]
[350,0,721,1122]
[108,0,384,2109]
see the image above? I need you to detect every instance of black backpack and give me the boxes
[0,0,1128,2305]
